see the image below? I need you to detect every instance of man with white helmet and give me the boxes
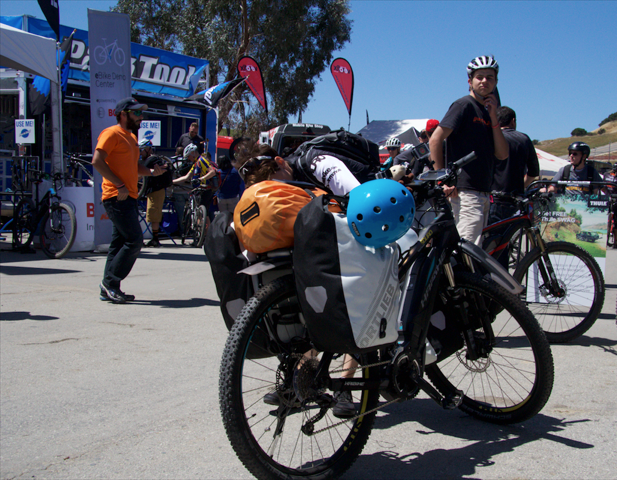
[429,55,508,245]
[382,137,401,171]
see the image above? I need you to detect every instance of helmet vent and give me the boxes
[399,216,405,222]
[373,206,381,213]
[356,214,363,221]
[382,224,389,232]
[365,232,372,239]
[390,197,396,204]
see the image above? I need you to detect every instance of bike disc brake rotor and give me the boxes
[539,279,567,304]
[456,349,491,372]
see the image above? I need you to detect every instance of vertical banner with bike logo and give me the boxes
[237,56,267,114]
[88,10,132,247]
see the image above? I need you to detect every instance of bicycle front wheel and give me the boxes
[426,272,554,424]
[40,203,76,259]
[513,241,605,343]
[220,275,379,480]
[12,198,35,249]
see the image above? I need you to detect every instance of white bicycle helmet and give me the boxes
[467,55,499,77]
[385,137,401,149]
[183,143,199,159]
[138,138,153,149]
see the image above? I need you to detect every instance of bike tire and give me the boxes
[12,198,35,249]
[40,203,76,259]
[195,205,207,248]
[219,275,379,480]
[513,241,605,343]
[426,271,554,424]
[181,200,192,245]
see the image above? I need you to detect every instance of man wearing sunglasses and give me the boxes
[92,97,167,304]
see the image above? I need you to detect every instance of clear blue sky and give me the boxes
[3,0,616,143]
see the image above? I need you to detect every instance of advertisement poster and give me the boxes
[138,121,161,147]
[14,119,35,144]
[88,10,132,247]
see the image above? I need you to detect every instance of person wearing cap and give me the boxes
[92,97,167,304]
[429,55,508,245]
[419,119,440,144]
[548,142,603,195]
[138,139,169,248]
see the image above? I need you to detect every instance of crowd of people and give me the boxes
[92,55,616,304]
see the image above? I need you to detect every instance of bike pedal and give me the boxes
[442,390,463,410]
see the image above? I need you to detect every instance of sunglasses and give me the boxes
[126,109,144,116]
[238,155,272,181]
[387,147,398,152]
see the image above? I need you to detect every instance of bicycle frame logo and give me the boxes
[93,38,126,67]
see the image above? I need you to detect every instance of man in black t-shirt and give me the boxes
[175,122,204,154]
[429,55,508,245]
[489,106,540,224]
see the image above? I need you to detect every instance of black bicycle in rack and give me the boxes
[481,186,606,343]
[12,169,76,258]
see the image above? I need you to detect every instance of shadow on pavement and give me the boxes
[344,398,592,479]
[125,297,220,309]
[0,311,59,321]
[0,265,82,276]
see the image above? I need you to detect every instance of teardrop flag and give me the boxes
[238,56,268,114]
[331,58,354,116]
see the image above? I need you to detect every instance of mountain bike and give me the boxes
[180,184,209,248]
[219,153,554,480]
[64,153,94,187]
[12,170,76,258]
[481,188,605,343]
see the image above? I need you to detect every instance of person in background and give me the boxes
[548,142,604,195]
[489,106,540,224]
[92,97,166,303]
[429,55,508,245]
[382,137,401,171]
[175,122,204,154]
[138,139,166,248]
[215,155,244,213]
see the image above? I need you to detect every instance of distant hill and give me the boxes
[537,120,617,160]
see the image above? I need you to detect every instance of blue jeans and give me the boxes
[103,197,143,289]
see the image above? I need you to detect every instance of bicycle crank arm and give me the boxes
[414,375,463,410]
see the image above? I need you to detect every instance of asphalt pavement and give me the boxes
[1,241,616,479]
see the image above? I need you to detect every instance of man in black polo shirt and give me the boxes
[429,55,508,245]
[489,106,540,224]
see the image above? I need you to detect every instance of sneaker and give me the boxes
[99,283,135,303]
[263,390,301,408]
[145,237,160,247]
[332,391,356,418]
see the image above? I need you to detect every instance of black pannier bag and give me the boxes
[293,195,401,354]
[290,130,381,187]
[204,211,253,331]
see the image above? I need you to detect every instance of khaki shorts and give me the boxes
[146,189,165,223]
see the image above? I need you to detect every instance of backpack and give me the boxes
[291,130,381,187]
[561,163,596,193]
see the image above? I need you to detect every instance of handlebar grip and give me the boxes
[453,152,477,170]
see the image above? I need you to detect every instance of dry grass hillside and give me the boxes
[537,120,617,160]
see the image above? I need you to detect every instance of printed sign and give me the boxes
[138,121,161,147]
[14,119,35,144]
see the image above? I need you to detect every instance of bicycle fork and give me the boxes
[525,228,566,298]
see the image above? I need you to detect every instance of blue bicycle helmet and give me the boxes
[347,179,415,248]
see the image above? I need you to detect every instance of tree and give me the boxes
[599,112,617,127]
[114,0,352,138]
[571,127,587,137]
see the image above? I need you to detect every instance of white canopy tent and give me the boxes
[0,23,58,81]
[535,148,570,178]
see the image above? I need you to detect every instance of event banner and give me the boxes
[237,56,267,113]
[138,121,162,147]
[88,10,132,247]
[330,58,354,116]
[2,16,208,99]
[538,192,609,273]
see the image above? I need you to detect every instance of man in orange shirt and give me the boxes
[92,98,166,303]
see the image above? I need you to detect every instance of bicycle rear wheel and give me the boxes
[513,241,605,343]
[40,203,76,259]
[426,272,554,424]
[194,205,207,248]
[220,275,379,480]
[12,198,35,249]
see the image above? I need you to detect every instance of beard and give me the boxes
[126,115,141,136]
